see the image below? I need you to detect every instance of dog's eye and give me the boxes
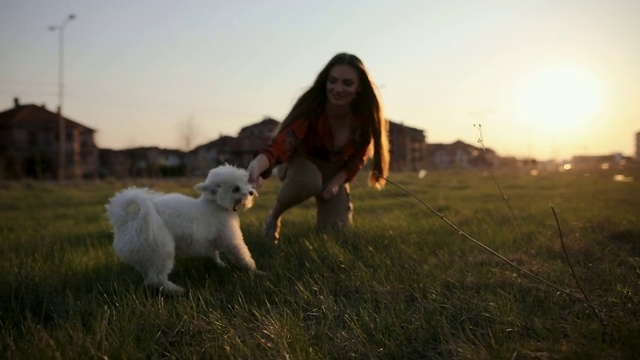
[232,186,240,193]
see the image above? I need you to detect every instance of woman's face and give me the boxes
[326,64,360,107]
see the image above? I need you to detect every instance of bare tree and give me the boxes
[177,116,199,151]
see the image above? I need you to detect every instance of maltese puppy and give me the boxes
[106,164,262,294]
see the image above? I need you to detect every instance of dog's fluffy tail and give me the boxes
[106,188,158,229]
[106,188,170,262]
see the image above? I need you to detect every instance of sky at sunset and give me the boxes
[1,0,639,161]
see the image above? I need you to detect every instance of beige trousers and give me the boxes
[273,155,353,230]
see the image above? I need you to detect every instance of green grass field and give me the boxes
[1,169,638,359]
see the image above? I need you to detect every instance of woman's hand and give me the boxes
[247,154,269,188]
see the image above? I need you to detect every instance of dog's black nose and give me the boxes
[248,190,255,196]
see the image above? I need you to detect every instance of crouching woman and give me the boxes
[247,52,390,242]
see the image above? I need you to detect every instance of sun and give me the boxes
[512,65,603,133]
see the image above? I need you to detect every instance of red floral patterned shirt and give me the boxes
[258,112,371,182]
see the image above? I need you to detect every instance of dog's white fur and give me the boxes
[106,164,260,294]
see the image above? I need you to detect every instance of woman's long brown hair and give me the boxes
[275,53,389,188]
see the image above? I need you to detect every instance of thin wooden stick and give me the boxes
[550,205,607,329]
[475,124,525,242]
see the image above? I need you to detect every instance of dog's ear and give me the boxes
[195,183,216,194]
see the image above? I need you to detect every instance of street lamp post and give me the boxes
[49,14,75,182]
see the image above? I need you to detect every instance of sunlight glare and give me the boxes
[513,65,603,133]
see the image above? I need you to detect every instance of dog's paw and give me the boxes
[160,282,185,295]
[212,252,228,268]
[253,269,267,277]
[214,260,228,268]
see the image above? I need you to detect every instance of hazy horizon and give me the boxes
[2,0,639,161]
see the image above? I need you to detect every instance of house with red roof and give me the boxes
[0,98,99,179]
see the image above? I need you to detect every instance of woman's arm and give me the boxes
[322,170,348,200]
[322,138,369,200]
[342,141,370,183]
[247,120,309,187]
[246,154,270,187]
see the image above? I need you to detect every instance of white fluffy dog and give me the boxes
[106,164,261,294]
